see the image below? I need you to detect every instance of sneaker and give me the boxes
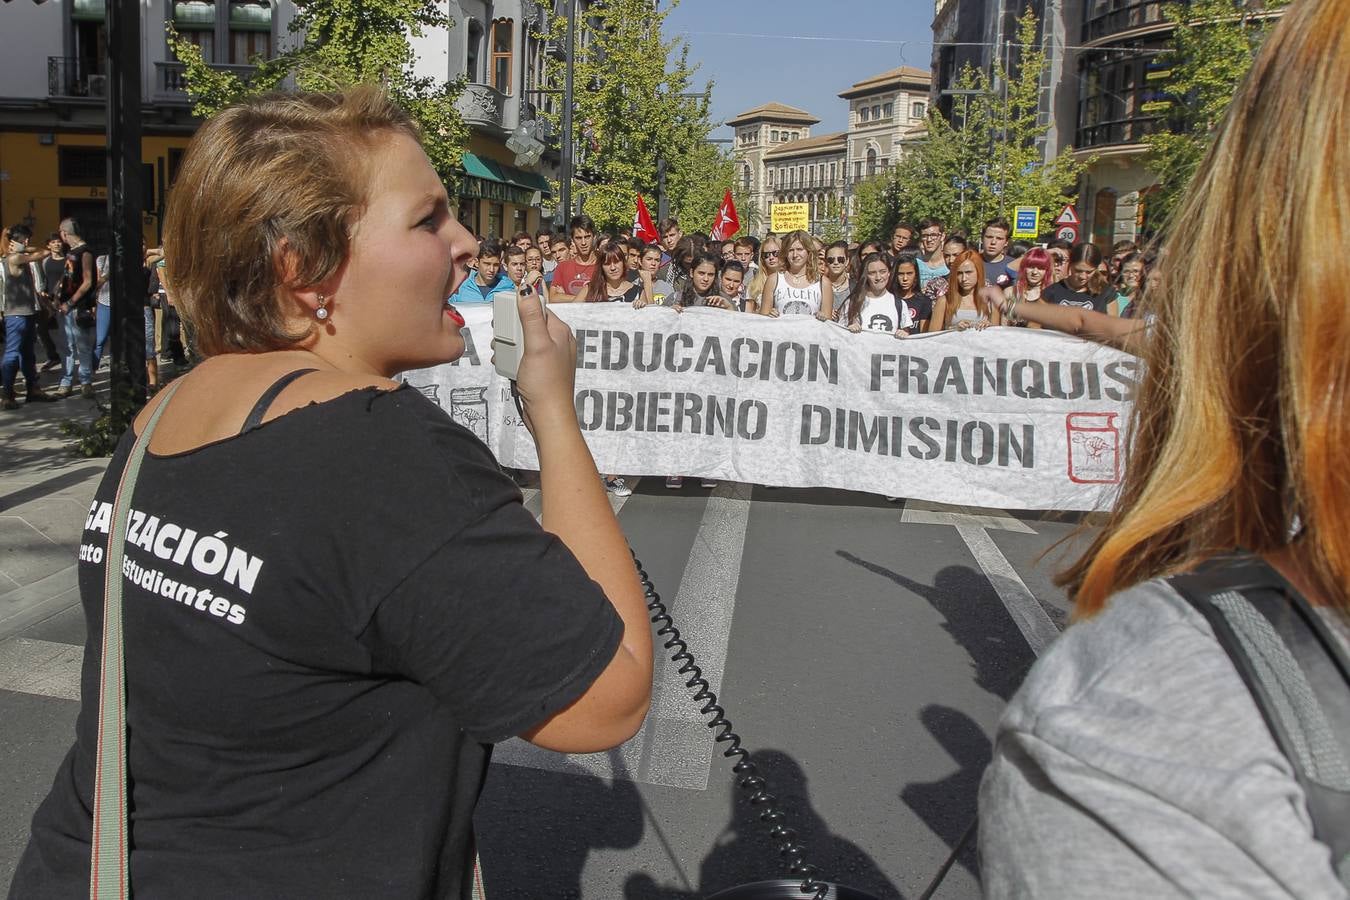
[700,479,718,488]
[884,496,901,503]
[54,384,73,398]
[1,393,18,410]
[25,389,58,403]
[665,476,684,489]
[604,476,632,497]
[80,384,95,399]
[41,359,61,372]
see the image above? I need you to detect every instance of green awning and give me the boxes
[459,152,553,198]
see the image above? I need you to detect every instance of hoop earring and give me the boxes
[316,293,330,322]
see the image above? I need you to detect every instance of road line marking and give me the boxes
[901,500,1036,534]
[0,637,81,700]
[955,524,1059,656]
[495,480,751,790]
[641,479,750,788]
[520,478,641,522]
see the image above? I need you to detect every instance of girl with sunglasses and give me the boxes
[744,236,780,315]
[824,241,851,322]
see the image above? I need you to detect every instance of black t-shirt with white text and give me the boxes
[11,386,623,900]
[1044,280,1115,313]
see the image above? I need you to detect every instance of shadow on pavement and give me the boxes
[625,749,902,900]
[0,466,106,511]
[475,748,646,899]
[898,705,987,881]
[835,554,1035,703]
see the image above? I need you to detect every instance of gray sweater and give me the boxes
[979,578,1347,899]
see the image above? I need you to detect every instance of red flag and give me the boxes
[710,190,739,241]
[633,195,659,243]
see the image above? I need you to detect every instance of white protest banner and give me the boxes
[402,305,1138,511]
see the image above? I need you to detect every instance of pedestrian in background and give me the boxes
[2,224,59,408]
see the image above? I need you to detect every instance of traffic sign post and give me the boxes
[1012,206,1040,239]
[1053,205,1080,244]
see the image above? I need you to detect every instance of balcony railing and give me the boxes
[1076,113,1164,148]
[155,61,256,104]
[1081,0,1171,43]
[48,57,107,100]
[456,82,509,132]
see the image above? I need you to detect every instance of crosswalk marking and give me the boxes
[956,524,1059,656]
[520,475,641,520]
[0,638,81,701]
[495,480,752,790]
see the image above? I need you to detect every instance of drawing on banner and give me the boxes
[404,381,441,404]
[450,386,491,443]
[1065,412,1120,484]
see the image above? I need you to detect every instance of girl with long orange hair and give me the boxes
[926,250,1001,331]
[979,2,1350,895]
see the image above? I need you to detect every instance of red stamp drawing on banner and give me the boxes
[1066,412,1121,484]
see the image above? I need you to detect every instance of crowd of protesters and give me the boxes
[441,211,1155,494]
[450,212,1154,329]
[0,217,190,411]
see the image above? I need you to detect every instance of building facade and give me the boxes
[0,0,566,250]
[409,0,564,239]
[0,0,297,249]
[726,102,818,235]
[762,133,846,235]
[730,66,932,239]
[838,65,931,225]
[930,0,1284,248]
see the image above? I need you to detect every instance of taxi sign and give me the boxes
[1012,206,1041,239]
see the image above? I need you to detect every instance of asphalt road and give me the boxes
[1,467,1091,899]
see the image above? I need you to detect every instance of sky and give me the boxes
[662,0,939,142]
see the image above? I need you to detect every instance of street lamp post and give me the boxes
[557,0,578,227]
[942,88,983,229]
[107,0,147,412]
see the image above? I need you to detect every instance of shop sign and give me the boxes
[458,175,533,208]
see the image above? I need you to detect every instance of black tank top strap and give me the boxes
[239,369,319,435]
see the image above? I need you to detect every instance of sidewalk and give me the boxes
[1,364,122,642]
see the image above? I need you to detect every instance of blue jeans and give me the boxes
[60,310,95,388]
[94,302,111,364]
[2,314,40,396]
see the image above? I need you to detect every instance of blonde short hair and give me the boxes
[162,86,421,356]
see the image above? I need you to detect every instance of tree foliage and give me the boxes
[166,0,468,184]
[538,0,742,234]
[1142,0,1289,229]
[854,10,1086,240]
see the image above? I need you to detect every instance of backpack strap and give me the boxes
[1169,553,1350,888]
